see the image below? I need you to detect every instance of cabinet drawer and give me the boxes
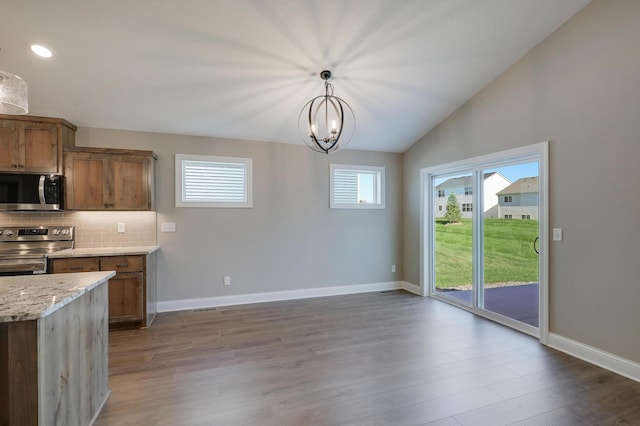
[50,257,100,273]
[100,255,144,273]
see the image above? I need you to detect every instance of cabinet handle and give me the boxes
[11,164,18,168]
[115,264,129,268]
[69,266,86,270]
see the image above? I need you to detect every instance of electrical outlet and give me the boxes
[161,222,176,232]
[223,276,231,286]
[391,264,396,273]
[117,222,125,233]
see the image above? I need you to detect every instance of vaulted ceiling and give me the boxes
[1,0,591,152]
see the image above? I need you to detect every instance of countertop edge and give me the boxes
[47,245,160,258]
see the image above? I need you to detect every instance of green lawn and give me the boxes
[435,218,539,288]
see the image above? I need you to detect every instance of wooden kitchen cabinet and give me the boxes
[0,114,76,173]
[49,253,156,328]
[64,147,156,210]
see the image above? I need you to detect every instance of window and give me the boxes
[522,214,531,220]
[465,186,472,195]
[462,203,472,212]
[330,164,385,209]
[504,195,513,203]
[504,214,512,219]
[437,189,445,198]
[438,205,443,211]
[175,154,252,208]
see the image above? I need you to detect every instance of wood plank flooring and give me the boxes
[94,291,640,425]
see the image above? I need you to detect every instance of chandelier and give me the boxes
[0,70,28,115]
[0,48,28,115]
[298,70,355,154]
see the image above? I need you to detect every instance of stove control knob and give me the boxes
[52,229,62,235]
[0,230,3,235]
[61,229,70,235]
[4,230,13,236]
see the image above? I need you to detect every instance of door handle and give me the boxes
[533,236,539,254]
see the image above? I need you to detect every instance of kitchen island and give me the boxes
[0,271,114,426]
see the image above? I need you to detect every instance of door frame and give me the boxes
[419,142,549,343]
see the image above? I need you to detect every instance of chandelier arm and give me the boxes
[307,98,322,149]
[335,98,345,145]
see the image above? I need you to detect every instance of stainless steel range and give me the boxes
[0,226,74,275]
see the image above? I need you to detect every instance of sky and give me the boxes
[486,161,538,183]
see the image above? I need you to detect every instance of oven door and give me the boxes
[0,256,47,275]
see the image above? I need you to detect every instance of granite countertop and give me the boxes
[0,271,115,322]
[48,245,159,258]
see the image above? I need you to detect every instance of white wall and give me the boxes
[75,129,402,303]
[403,0,640,363]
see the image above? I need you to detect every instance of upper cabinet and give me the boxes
[0,114,77,174]
[64,148,156,210]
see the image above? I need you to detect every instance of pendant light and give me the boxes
[0,48,28,115]
[298,70,355,154]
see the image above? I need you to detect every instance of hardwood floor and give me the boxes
[95,291,640,425]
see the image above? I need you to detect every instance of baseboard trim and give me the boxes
[158,281,405,313]
[401,281,423,296]
[548,333,640,383]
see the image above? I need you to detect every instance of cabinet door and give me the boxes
[0,120,21,171]
[22,122,58,172]
[108,156,152,210]
[108,272,144,323]
[64,152,109,210]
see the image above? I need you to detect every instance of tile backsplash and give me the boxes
[0,211,157,248]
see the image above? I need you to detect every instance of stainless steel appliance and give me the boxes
[0,226,74,275]
[0,173,64,211]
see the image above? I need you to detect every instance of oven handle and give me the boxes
[39,175,47,204]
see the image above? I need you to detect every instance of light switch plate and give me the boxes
[161,222,176,232]
[117,222,125,233]
[553,228,563,241]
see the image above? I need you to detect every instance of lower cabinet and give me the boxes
[49,254,156,328]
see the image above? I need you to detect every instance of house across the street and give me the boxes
[497,176,539,220]
[435,172,511,219]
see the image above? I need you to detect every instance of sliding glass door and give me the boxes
[433,172,474,307]
[422,143,547,338]
[481,162,539,327]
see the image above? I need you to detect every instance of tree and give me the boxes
[445,193,462,223]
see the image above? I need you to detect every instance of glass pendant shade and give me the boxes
[298,70,355,154]
[0,70,28,115]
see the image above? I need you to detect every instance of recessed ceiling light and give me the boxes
[31,44,52,58]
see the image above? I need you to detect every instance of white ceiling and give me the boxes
[1,0,591,153]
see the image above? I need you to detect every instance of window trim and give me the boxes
[330,163,385,209]
[175,153,253,208]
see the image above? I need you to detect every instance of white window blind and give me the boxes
[176,154,252,208]
[333,169,359,204]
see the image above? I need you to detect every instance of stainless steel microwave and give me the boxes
[0,173,64,211]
